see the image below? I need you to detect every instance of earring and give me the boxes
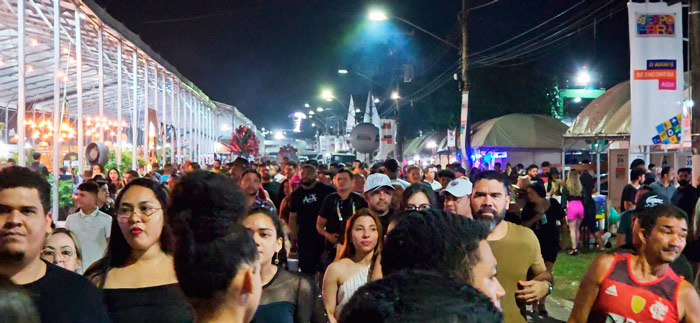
[274,252,280,265]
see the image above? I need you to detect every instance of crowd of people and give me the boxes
[1,155,700,323]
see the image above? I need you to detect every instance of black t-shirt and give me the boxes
[672,185,698,221]
[23,261,110,323]
[378,208,396,235]
[289,182,336,242]
[620,184,638,211]
[263,181,281,206]
[319,192,368,244]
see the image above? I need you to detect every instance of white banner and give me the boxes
[376,119,396,160]
[628,2,683,146]
[459,92,469,161]
[447,129,456,147]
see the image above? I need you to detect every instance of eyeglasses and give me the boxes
[41,248,75,261]
[406,204,431,211]
[116,205,162,221]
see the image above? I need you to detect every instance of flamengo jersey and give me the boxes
[589,253,681,322]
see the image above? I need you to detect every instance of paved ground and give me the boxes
[527,297,573,323]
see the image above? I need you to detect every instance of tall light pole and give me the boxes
[369,9,460,164]
[460,0,471,169]
[691,0,700,180]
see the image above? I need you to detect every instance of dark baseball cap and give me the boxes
[634,191,669,213]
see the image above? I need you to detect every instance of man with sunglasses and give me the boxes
[66,181,112,272]
[317,168,367,267]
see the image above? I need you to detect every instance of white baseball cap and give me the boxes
[364,173,395,193]
[441,178,472,198]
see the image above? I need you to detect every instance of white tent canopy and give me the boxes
[565,73,690,139]
[471,113,588,150]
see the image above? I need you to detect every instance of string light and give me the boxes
[30,39,38,47]
[26,65,34,73]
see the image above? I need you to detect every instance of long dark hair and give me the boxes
[243,207,288,268]
[400,184,437,211]
[84,178,172,288]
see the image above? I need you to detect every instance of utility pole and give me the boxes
[395,78,402,163]
[460,0,471,169]
[691,0,700,183]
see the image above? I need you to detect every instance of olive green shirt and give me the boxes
[488,221,547,323]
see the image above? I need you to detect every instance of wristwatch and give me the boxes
[546,281,553,296]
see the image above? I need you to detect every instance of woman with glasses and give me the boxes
[242,207,325,323]
[84,178,193,323]
[322,210,383,323]
[400,183,437,212]
[41,228,83,273]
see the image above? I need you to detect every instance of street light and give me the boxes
[321,90,334,101]
[368,9,458,50]
[575,71,591,86]
[368,9,388,21]
[391,91,400,100]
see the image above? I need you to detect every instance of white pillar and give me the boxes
[116,41,123,167]
[52,0,60,219]
[143,60,149,166]
[17,0,26,166]
[161,70,166,164]
[98,25,104,140]
[197,101,201,164]
[189,93,194,161]
[170,77,175,164]
[153,66,158,165]
[131,51,137,171]
[75,9,83,174]
[176,83,181,163]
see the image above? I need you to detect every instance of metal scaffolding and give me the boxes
[0,0,226,218]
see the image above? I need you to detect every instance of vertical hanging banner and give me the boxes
[447,129,456,147]
[377,119,396,160]
[628,2,683,146]
[459,92,468,159]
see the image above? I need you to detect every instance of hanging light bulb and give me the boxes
[26,65,34,73]
[29,39,38,47]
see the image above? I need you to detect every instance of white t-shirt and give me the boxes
[65,208,112,272]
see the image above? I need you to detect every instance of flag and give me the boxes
[371,96,381,130]
[363,92,371,123]
[346,96,356,135]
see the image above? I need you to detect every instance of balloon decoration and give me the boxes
[278,145,298,161]
[227,125,260,157]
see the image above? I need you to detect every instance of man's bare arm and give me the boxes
[568,254,615,323]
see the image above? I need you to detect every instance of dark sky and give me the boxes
[93,0,636,131]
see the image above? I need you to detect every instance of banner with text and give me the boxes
[628,2,683,146]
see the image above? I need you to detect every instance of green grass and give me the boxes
[551,250,602,302]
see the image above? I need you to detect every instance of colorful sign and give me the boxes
[652,113,682,144]
[628,2,684,146]
[636,14,675,36]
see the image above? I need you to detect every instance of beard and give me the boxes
[0,248,25,262]
[678,180,690,187]
[301,178,315,186]
[473,206,506,231]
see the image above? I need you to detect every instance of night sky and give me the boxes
[93,0,639,131]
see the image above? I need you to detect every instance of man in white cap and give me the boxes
[364,173,396,233]
[442,178,473,218]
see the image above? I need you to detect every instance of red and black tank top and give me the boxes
[589,253,682,322]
